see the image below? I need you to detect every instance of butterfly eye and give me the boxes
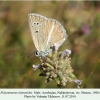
[35,51,39,56]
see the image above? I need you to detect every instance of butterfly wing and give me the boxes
[28,13,48,52]
[50,19,67,46]
[39,18,67,50]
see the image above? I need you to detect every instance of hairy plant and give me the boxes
[32,45,82,88]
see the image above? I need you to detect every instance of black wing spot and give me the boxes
[34,22,39,25]
[35,31,39,33]
[34,22,36,25]
[37,22,39,25]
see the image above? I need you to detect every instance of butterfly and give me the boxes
[28,13,67,57]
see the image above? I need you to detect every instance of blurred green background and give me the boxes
[0,1,100,88]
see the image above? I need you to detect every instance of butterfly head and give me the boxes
[35,49,52,57]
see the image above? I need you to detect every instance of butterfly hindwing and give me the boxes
[39,18,67,49]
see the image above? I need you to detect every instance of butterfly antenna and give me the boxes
[21,51,35,58]
[21,55,26,57]
[27,51,35,58]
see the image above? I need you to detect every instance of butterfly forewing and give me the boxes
[28,13,48,51]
